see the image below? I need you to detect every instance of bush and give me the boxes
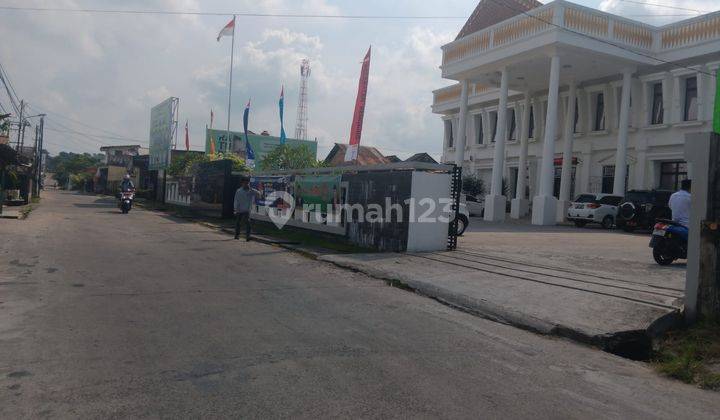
[462,176,485,197]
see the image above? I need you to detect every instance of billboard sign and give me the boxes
[149,98,176,170]
[294,175,341,208]
[250,175,293,208]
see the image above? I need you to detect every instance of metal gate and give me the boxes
[447,165,462,251]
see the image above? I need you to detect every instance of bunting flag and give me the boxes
[714,69,720,135]
[345,46,371,162]
[243,100,255,168]
[279,86,287,145]
[185,120,190,151]
[217,18,235,42]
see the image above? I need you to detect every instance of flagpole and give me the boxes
[225,15,236,154]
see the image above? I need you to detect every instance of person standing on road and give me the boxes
[234,178,261,241]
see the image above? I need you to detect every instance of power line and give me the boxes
[0,5,468,20]
[616,0,712,14]
[486,0,717,77]
[27,103,143,142]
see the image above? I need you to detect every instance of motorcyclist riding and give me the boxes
[668,179,691,240]
[120,174,135,192]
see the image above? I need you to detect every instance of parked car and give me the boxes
[567,193,624,229]
[616,190,673,232]
[461,194,485,217]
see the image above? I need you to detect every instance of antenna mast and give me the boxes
[294,59,311,140]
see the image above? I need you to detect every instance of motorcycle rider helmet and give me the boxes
[124,174,131,180]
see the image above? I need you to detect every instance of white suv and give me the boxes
[567,193,624,229]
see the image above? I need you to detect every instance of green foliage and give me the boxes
[462,175,485,198]
[167,152,249,177]
[260,144,323,172]
[654,319,720,390]
[69,172,94,190]
[46,152,102,189]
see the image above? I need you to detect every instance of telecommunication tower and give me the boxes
[294,59,311,141]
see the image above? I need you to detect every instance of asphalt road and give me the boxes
[1,191,719,419]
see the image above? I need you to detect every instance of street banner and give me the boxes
[184,120,190,151]
[714,69,720,135]
[294,175,341,208]
[345,46,371,162]
[244,100,256,168]
[149,97,175,170]
[250,176,293,207]
[279,86,287,145]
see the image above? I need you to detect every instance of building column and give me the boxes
[532,54,562,226]
[485,67,510,222]
[454,80,470,167]
[557,82,577,222]
[511,91,531,219]
[613,68,633,195]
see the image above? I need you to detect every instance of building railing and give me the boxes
[442,0,720,68]
[433,83,492,107]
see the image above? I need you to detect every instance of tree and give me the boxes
[46,152,103,189]
[260,144,323,171]
[462,175,486,198]
[167,152,249,177]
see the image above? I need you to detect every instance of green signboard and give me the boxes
[294,175,341,208]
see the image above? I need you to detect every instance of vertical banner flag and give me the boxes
[279,86,287,145]
[185,120,190,151]
[244,100,256,168]
[345,46,371,162]
[210,109,214,129]
[714,69,720,134]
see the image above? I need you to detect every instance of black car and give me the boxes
[615,190,673,232]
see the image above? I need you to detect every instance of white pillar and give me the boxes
[485,68,510,222]
[558,82,577,222]
[511,92,531,219]
[613,69,632,195]
[454,80,470,167]
[532,54,562,226]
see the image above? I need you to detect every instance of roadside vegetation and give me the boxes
[260,144,325,171]
[653,320,720,390]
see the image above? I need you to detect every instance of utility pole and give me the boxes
[15,99,24,152]
[37,115,44,196]
[32,124,39,198]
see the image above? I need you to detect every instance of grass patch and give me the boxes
[653,320,720,390]
[251,222,373,254]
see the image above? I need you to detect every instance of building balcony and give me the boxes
[441,0,720,83]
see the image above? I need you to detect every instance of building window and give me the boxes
[474,114,483,144]
[445,120,453,148]
[660,161,688,190]
[601,165,629,194]
[651,82,664,125]
[508,109,516,141]
[528,106,535,138]
[593,93,606,131]
[684,77,698,121]
[490,111,498,142]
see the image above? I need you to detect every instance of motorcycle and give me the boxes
[649,219,687,265]
[118,191,135,214]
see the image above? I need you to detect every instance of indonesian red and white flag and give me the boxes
[217,17,235,42]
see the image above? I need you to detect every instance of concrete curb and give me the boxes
[316,254,681,359]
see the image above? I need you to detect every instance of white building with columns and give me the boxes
[432,0,720,225]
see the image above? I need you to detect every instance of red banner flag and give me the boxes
[345,46,371,162]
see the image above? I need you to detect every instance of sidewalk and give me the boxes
[318,251,683,358]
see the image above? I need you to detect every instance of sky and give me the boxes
[0,0,717,161]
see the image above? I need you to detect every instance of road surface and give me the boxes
[1,191,719,418]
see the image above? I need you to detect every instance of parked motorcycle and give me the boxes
[649,219,687,265]
[119,191,135,214]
